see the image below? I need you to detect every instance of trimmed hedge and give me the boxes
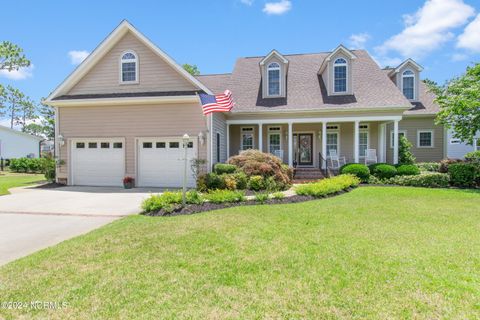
[204,189,246,204]
[214,163,237,175]
[416,162,440,172]
[295,174,360,197]
[448,163,478,188]
[385,173,450,188]
[396,164,420,176]
[142,191,204,213]
[371,164,397,179]
[340,164,370,182]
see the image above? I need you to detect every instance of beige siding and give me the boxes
[57,103,207,182]
[386,117,444,163]
[68,31,196,95]
[395,62,420,102]
[327,53,353,96]
[261,56,287,98]
[212,113,227,164]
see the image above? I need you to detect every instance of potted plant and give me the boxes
[123,176,134,189]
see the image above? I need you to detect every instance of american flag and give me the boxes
[199,90,234,115]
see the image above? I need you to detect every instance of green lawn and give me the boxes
[1,187,479,319]
[0,172,45,195]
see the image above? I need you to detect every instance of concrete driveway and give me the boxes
[0,185,162,265]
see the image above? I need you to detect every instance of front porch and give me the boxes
[226,116,402,169]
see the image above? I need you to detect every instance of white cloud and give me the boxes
[349,33,371,49]
[68,50,90,65]
[457,14,480,53]
[263,0,291,15]
[0,64,34,80]
[451,53,468,61]
[240,0,253,5]
[375,0,475,59]
[372,56,403,68]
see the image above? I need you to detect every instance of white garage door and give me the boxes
[137,137,197,188]
[71,139,125,187]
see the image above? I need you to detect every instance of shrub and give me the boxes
[370,164,397,179]
[396,164,420,176]
[295,174,360,197]
[43,157,56,182]
[340,164,370,182]
[228,150,292,190]
[142,191,205,213]
[186,190,204,205]
[223,174,237,190]
[398,135,416,165]
[196,174,208,192]
[263,176,278,191]
[214,163,237,175]
[272,192,285,200]
[233,172,248,190]
[204,189,245,204]
[417,162,440,172]
[205,173,225,190]
[448,163,478,188]
[367,175,382,184]
[385,173,450,188]
[439,159,462,173]
[248,175,264,191]
[254,192,269,204]
[465,151,480,163]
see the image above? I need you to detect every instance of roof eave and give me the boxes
[46,95,200,107]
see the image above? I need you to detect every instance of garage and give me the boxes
[137,137,197,188]
[71,138,125,186]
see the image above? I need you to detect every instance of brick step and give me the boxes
[294,168,325,179]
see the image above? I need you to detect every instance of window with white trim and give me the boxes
[359,124,369,157]
[402,70,415,100]
[267,62,280,96]
[241,127,254,150]
[326,125,339,157]
[417,130,433,148]
[390,130,407,149]
[268,126,282,154]
[121,51,138,83]
[334,58,347,93]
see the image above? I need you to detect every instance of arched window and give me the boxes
[333,58,347,93]
[402,69,415,100]
[120,51,138,83]
[267,62,281,96]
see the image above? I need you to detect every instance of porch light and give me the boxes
[198,131,205,145]
[58,134,65,146]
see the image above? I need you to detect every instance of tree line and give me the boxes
[0,41,54,139]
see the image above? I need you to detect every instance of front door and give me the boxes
[298,133,313,166]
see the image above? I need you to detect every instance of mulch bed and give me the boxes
[144,188,354,217]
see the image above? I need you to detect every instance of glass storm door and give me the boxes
[298,133,313,165]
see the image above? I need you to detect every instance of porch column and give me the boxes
[288,122,293,167]
[354,120,360,163]
[258,123,263,152]
[322,122,327,169]
[393,120,399,164]
[226,124,230,158]
[378,123,386,163]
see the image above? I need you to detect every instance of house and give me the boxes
[446,129,479,159]
[0,125,43,159]
[45,21,446,187]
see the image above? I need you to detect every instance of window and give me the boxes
[76,142,85,149]
[241,127,254,150]
[113,142,123,149]
[156,142,166,148]
[359,124,369,158]
[326,125,339,157]
[169,142,179,148]
[268,127,282,154]
[88,142,97,148]
[143,142,152,148]
[334,58,347,93]
[390,130,407,149]
[121,51,137,83]
[216,132,221,162]
[449,139,461,145]
[187,141,193,148]
[417,130,433,148]
[402,70,415,100]
[101,142,110,149]
[267,62,280,96]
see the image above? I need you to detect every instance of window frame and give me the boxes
[401,69,415,100]
[216,132,221,163]
[358,124,370,158]
[267,126,282,155]
[333,57,348,94]
[240,126,255,151]
[390,130,407,149]
[267,62,281,97]
[326,124,341,157]
[417,129,434,148]
[119,50,139,84]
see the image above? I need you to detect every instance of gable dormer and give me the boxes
[318,45,356,96]
[389,58,423,101]
[260,50,289,99]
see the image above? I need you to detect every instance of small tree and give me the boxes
[4,85,24,128]
[398,135,416,165]
[182,63,200,76]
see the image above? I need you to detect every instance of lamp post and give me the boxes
[182,133,190,206]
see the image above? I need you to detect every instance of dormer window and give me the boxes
[333,58,347,93]
[120,51,138,83]
[402,70,415,100]
[267,62,280,96]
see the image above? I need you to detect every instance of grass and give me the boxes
[0,172,45,195]
[1,187,480,319]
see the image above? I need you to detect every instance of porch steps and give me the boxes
[293,168,325,183]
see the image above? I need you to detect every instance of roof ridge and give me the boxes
[241,49,366,59]
[196,73,232,77]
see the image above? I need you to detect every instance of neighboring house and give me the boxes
[45,21,446,187]
[0,125,43,159]
[447,130,480,159]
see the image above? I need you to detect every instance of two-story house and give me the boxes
[45,21,445,187]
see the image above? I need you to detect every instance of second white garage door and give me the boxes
[137,137,197,188]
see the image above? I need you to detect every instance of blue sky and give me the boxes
[1,0,480,103]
